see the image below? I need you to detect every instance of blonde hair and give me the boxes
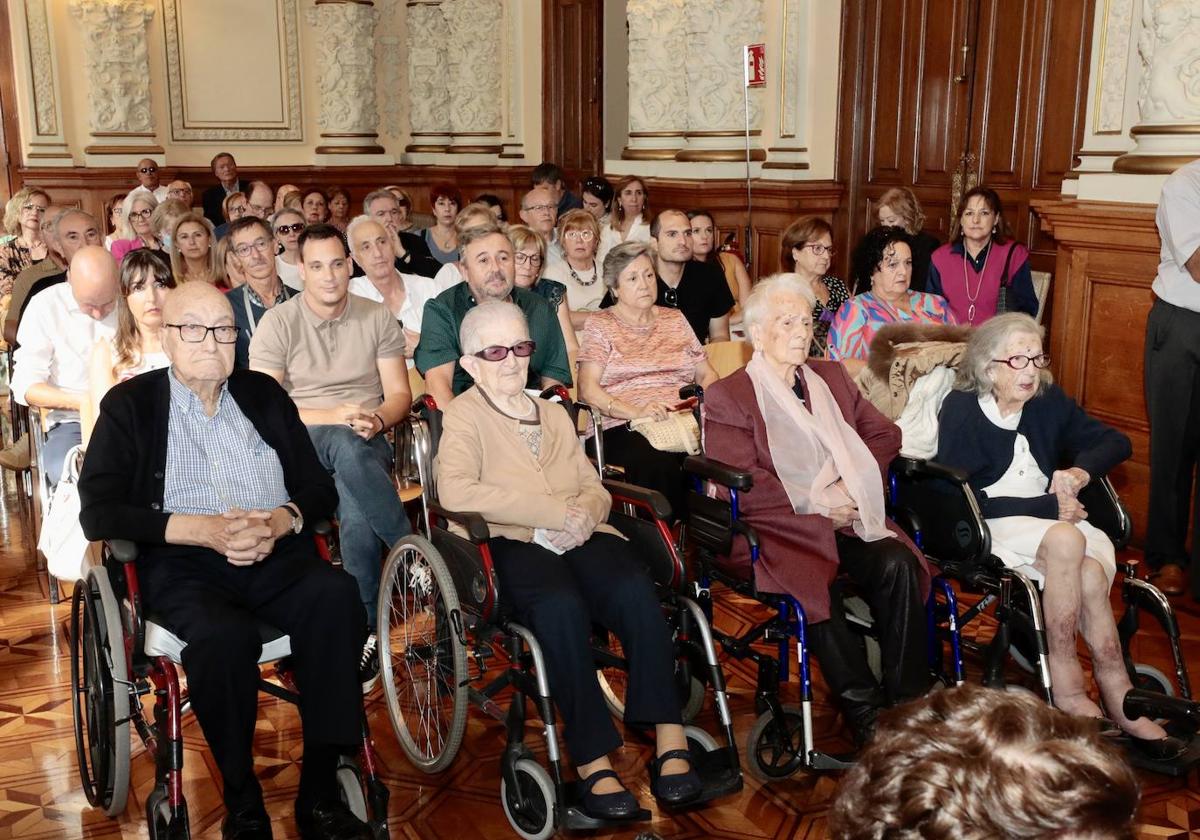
[507,223,546,262]
[878,187,927,236]
[118,191,158,240]
[557,208,600,244]
[4,187,52,237]
[169,212,218,282]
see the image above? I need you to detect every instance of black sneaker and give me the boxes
[295,799,371,840]
[358,634,380,694]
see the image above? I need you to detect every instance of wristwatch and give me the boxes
[282,502,303,535]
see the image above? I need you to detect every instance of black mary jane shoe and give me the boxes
[579,769,641,821]
[1129,733,1190,762]
[649,749,702,807]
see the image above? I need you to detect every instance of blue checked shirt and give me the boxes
[163,368,290,515]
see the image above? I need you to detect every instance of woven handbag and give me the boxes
[628,410,701,454]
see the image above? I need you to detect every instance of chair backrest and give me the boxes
[407,365,426,400]
[888,462,991,569]
[1031,270,1051,323]
[705,340,752,378]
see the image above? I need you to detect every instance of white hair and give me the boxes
[345,214,387,256]
[742,272,817,334]
[459,301,528,355]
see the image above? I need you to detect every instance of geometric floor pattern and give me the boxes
[1,472,1198,839]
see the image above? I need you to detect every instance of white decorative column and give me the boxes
[11,0,73,165]
[307,0,392,165]
[762,0,810,172]
[676,0,766,162]
[442,0,504,156]
[405,0,452,156]
[499,0,527,160]
[622,0,688,160]
[68,0,162,166]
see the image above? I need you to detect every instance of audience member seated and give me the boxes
[226,216,297,369]
[275,183,301,212]
[877,186,940,294]
[928,186,1038,326]
[474,193,507,223]
[216,235,246,291]
[689,209,751,325]
[166,180,194,210]
[249,224,411,671]
[598,176,650,265]
[704,273,931,745]
[213,190,248,240]
[780,216,849,356]
[935,314,1185,759]
[542,209,604,331]
[272,208,306,291]
[82,250,174,443]
[828,684,1139,840]
[415,221,571,408]
[828,226,956,376]
[532,161,583,216]
[201,152,248,226]
[430,202,505,292]
[383,186,423,232]
[437,300,702,818]
[0,188,51,330]
[151,199,190,257]
[110,191,161,262]
[78,281,373,840]
[581,176,613,224]
[244,181,276,220]
[424,182,462,265]
[509,223,577,356]
[171,212,223,289]
[301,189,328,226]
[327,186,350,232]
[130,158,168,203]
[362,188,440,279]
[11,246,119,484]
[346,215,439,366]
[103,192,126,250]
[578,242,717,518]
[518,186,560,255]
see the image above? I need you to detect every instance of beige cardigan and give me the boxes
[435,387,617,543]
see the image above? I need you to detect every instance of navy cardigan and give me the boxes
[934,385,1131,520]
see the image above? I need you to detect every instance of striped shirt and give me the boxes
[163,368,289,515]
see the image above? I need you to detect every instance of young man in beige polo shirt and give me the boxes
[249,224,411,688]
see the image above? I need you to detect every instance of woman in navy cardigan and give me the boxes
[936,313,1184,760]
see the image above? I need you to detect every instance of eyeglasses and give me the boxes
[248,203,272,217]
[22,204,47,214]
[166,323,239,344]
[514,252,543,266]
[563,230,594,241]
[472,340,537,362]
[992,353,1050,370]
[139,166,158,174]
[232,238,273,258]
[275,223,305,235]
[803,243,835,256]
[128,209,152,221]
[523,203,555,213]
[168,188,191,197]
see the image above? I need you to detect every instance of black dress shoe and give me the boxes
[223,804,273,840]
[295,799,372,840]
[578,769,640,820]
[1130,734,1190,762]
[648,749,702,806]
[1152,563,1187,596]
[843,702,881,749]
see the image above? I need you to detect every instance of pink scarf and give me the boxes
[745,353,892,542]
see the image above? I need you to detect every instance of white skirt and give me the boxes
[985,516,1117,590]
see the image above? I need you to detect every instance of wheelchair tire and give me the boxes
[146,787,190,840]
[70,573,131,817]
[378,534,468,774]
[336,758,368,823]
[1132,663,1176,698]
[595,631,705,724]
[746,704,806,782]
[500,758,557,840]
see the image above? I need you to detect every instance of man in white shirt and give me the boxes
[130,158,169,203]
[11,245,119,483]
[1145,157,1200,600]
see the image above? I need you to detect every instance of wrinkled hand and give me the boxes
[1056,493,1088,523]
[828,503,859,530]
[1049,468,1090,498]
[638,401,674,422]
[563,504,597,544]
[545,527,583,552]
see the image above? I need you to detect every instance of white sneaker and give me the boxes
[359,633,380,694]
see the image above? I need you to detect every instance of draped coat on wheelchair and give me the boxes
[703,360,932,623]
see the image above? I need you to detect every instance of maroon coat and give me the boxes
[702,361,931,622]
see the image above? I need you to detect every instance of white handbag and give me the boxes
[38,445,91,582]
[627,410,701,455]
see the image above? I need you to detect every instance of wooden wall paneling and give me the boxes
[542,0,604,179]
[911,0,970,189]
[0,0,22,201]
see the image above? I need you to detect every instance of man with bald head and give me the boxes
[11,245,119,482]
[79,282,372,840]
[132,158,168,202]
[519,185,559,240]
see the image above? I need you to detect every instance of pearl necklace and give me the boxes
[961,241,992,324]
[567,259,599,287]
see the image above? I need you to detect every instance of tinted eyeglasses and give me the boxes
[275,222,305,235]
[139,166,158,174]
[167,323,239,344]
[992,353,1050,370]
[472,340,536,362]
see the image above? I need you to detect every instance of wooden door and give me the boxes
[541,0,604,178]
[0,0,20,201]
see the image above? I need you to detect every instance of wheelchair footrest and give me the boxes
[1112,732,1200,778]
[560,793,650,831]
[809,750,855,771]
[672,745,742,808]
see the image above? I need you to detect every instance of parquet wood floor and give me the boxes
[1,473,1198,839]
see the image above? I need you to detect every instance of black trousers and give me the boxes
[591,425,688,522]
[1144,298,1200,591]
[489,532,681,765]
[807,533,929,708]
[138,537,368,809]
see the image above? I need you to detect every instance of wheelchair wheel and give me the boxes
[746,704,806,782]
[1132,663,1176,698]
[595,631,705,724]
[70,573,130,817]
[146,787,190,840]
[336,757,368,823]
[378,535,468,773]
[500,758,557,840]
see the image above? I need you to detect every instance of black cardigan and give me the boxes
[934,385,1131,520]
[79,368,337,547]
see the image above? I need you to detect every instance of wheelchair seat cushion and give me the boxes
[144,614,292,665]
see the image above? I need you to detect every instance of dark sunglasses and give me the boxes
[275,222,305,235]
[472,340,536,362]
[138,166,158,174]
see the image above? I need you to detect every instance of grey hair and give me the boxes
[270,207,304,231]
[362,188,398,214]
[742,273,817,334]
[459,300,529,355]
[601,241,655,290]
[458,219,505,255]
[345,213,386,256]
[955,312,1052,397]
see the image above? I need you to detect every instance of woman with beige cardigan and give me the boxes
[436,301,701,819]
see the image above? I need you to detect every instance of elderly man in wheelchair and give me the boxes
[78,282,375,840]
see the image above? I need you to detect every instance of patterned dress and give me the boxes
[810,275,851,357]
[827,290,957,362]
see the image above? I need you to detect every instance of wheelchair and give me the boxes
[69,526,390,839]
[376,391,742,839]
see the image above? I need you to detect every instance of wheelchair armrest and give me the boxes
[429,502,491,543]
[683,455,753,490]
[604,479,672,521]
[539,384,571,403]
[108,539,139,564]
[892,456,969,485]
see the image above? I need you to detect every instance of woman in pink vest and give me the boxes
[927,186,1038,326]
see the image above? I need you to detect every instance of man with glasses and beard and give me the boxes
[224,216,295,369]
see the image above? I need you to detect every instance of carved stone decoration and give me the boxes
[1095,0,1135,134]
[406,0,452,151]
[442,0,503,153]
[306,0,384,152]
[375,0,405,139]
[23,0,58,136]
[624,0,688,159]
[68,0,156,135]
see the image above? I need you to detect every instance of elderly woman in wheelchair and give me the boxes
[935,313,1186,760]
[435,300,705,820]
[701,273,933,746]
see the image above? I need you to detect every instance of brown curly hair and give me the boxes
[828,685,1139,840]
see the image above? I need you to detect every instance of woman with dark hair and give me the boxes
[598,176,650,264]
[581,176,614,223]
[779,215,850,355]
[82,249,175,443]
[927,186,1038,326]
[300,188,328,225]
[688,209,752,324]
[474,193,507,223]
[327,186,351,232]
[828,226,955,375]
[424,182,463,264]
[877,186,940,293]
[104,192,127,251]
